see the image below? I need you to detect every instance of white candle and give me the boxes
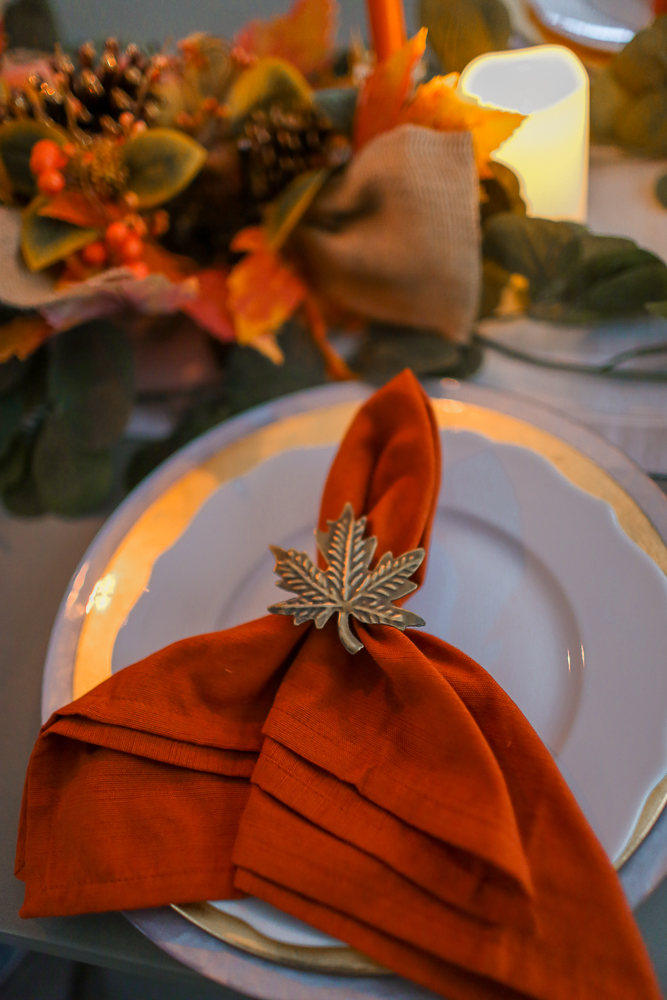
[458,45,589,223]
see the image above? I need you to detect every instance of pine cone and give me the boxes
[238,104,350,203]
[0,39,165,135]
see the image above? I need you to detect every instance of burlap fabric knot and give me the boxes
[0,126,480,341]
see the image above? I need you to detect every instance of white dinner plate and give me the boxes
[41,381,667,994]
[530,0,651,51]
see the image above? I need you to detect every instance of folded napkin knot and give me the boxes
[15,369,662,1000]
[268,501,426,654]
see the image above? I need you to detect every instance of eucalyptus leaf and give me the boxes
[656,172,667,210]
[0,353,26,394]
[124,128,207,210]
[350,325,463,383]
[0,432,27,490]
[313,88,358,135]
[420,0,511,73]
[613,90,667,156]
[610,17,667,96]
[3,458,45,516]
[224,322,325,414]
[589,69,633,146]
[32,415,114,516]
[226,58,312,132]
[578,263,667,318]
[0,384,23,459]
[0,119,68,198]
[591,19,667,155]
[22,196,98,271]
[482,213,584,298]
[48,320,134,451]
[266,168,331,251]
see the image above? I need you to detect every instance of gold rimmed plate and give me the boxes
[42,382,667,976]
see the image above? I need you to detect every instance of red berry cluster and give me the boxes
[29,138,75,196]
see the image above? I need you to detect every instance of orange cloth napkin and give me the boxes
[17,371,661,1000]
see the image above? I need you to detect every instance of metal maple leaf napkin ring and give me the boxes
[268,503,426,655]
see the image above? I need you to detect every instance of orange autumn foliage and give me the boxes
[354,29,427,150]
[38,192,122,229]
[182,267,236,343]
[0,314,51,363]
[228,227,306,352]
[398,74,525,179]
[234,0,336,77]
[354,32,525,177]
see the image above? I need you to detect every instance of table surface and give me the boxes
[2,469,667,996]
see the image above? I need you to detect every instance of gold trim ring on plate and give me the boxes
[72,398,667,972]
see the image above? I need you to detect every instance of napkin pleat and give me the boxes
[250,740,531,926]
[234,869,532,1000]
[15,370,662,1000]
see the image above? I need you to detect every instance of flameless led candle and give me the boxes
[366,0,407,62]
[458,45,589,222]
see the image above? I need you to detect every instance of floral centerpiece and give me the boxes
[2,0,667,516]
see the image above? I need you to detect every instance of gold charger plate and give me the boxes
[72,397,667,973]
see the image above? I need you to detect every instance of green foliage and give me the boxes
[265,168,331,250]
[32,415,114,516]
[656,171,667,209]
[0,432,28,491]
[0,383,24,458]
[482,213,584,298]
[226,58,313,132]
[0,119,68,198]
[123,128,208,210]
[483,213,667,322]
[350,325,481,383]
[22,196,98,271]
[590,17,667,155]
[312,87,358,135]
[48,320,134,451]
[420,0,511,73]
[0,321,133,517]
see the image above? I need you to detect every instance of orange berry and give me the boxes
[62,142,77,158]
[126,261,149,279]
[30,139,67,175]
[131,120,147,136]
[105,221,130,250]
[118,111,135,129]
[120,233,144,262]
[37,169,66,195]
[122,190,140,211]
[81,241,107,267]
[202,96,218,114]
[125,213,147,238]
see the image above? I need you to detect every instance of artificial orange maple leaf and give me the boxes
[0,314,51,363]
[181,267,235,342]
[398,74,525,178]
[38,192,121,229]
[142,243,199,282]
[227,227,307,352]
[354,28,427,150]
[234,0,337,77]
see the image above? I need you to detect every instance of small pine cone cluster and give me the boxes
[0,39,164,137]
[238,104,350,203]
